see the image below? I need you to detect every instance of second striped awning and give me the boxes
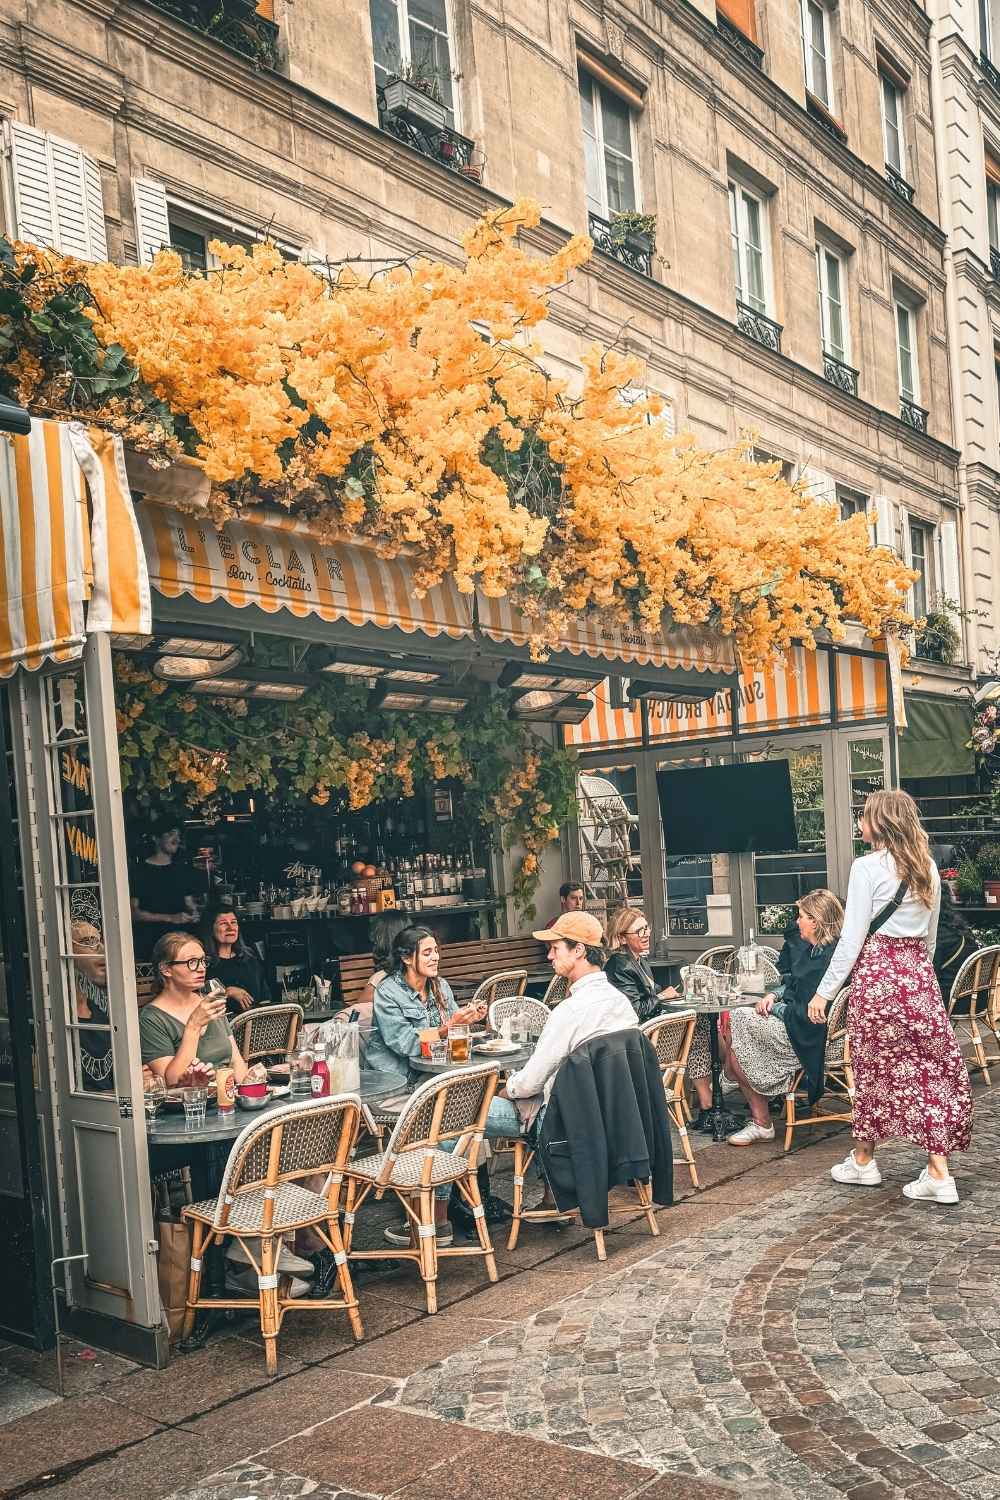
[137,503,474,641]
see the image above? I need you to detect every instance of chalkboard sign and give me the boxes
[668,909,709,936]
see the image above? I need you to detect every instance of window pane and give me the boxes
[600,88,633,156]
[989,185,1000,251]
[659,755,733,942]
[910,523,929,617]
[580,72,604,216]
[743,192,762,252]
[881,76,903,171]
[409,19,453,112]
[576,767,643,909]
[370,0,401,83]
[750,744,828,936]
[745,244,767,311]
[169,222,208,274]
[409,0,447,27]
[604,149,637,213]
[896,304,915,397]
[809,3,829,104]
[849,739,886,859]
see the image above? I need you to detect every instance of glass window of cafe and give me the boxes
[567,650,891,956]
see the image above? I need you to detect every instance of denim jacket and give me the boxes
[366,971,458,1081]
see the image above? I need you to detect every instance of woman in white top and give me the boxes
[808,790,972,1204]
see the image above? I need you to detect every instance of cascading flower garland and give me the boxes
[1,198,914,666]
[113,656,577,915]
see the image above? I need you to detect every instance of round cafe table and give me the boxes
[410,1043,534,1076]
[664,991,760,1143]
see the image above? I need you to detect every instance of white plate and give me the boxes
[475,1040,524,1056]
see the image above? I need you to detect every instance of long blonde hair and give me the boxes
[862,790,935,907]
[608,906,647,951]
[796,889,844,948]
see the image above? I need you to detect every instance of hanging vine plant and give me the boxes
[113,656,577,915]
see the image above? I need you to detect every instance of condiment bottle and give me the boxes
[216,1064,236,1113]
[310,1041,330,1097]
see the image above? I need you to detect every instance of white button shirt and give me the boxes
[504,968,638,1124]
[816,849,941,1000]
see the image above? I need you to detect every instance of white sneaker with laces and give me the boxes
[226,1238,314,1276]
[726,1120,775,1146]
[830,1150,882,1186]
[902,1167,959,1205]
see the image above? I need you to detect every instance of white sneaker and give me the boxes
[902,1167,959,1205]
[225,1267,312,1298]
[720,1073,741,1095]
[831,1150,882,1187]
[726,1120,775,1146]
[383,1219,453,1248]
[226,1238,315,1276]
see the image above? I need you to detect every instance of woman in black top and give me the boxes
[130,820,198,959]
[604,906,671,1022]
[200,903,272,1016]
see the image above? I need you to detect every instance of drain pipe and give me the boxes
[928,9,981,670]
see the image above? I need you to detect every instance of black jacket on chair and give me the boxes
[537,1027,673,1228]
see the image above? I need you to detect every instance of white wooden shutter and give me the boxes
[131,177,170,265]
[901,510,916,615]
[873,495,893,549]
[939,518,961,605]
[8,121,56,250]
[799,466,836,506]
[8,121,107,259]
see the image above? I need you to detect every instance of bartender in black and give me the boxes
[130,819,198,959]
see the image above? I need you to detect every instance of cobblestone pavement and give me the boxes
[3,1086,999,1499]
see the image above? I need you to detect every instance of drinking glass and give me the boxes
[203,978,226,1004]
[289,1049,314,1099]
[183,1085,208,1129]
[448,1023,470,1063]
[430,1039,448,1064]
[143,1074,166,1119]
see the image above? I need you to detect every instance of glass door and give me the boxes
[830,729,890,893]
[574,763,645,927]
[656,750,746,958]
[742,739,832,941]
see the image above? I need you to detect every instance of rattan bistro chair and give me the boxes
[541,972,570,1008]
[946,945,1000,1084]
[181,1094,367,1375]
[341,1063,500,1314]
[783,986,853,1151]
[231,1003,304,1065]
[471,969,527,1009]
[695,945,736,976]
[487,994,549,1036]
[640,1010,700,1189]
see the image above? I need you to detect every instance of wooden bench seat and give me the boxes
[337,934,548,1009]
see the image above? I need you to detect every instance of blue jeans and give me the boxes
[434,1096,527,1200]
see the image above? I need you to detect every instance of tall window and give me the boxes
[370,0,455,125]
[987,164,1000,253]
[729,182,769,314]
[838,486,869,522]
[579,69,638,220]
[981,0,994,58]
[880,72,906,176]
[908,518,933,619]
[816,243,848,362]
[800,0,834,108]
[895,299,918,402]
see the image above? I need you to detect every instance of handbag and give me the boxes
[867,880,907,938]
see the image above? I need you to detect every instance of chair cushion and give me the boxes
[348,1147,470,1188]
[184,1181,332,1232]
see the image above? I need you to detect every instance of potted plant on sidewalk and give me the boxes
[382,64,448,131]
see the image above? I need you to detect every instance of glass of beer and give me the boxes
[448,1023,470,1064]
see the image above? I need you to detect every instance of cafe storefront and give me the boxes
[0,419,738,1360]
[562,640,898,962]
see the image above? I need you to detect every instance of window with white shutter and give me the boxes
[131,178,171,266]
[6,121,108,260]
[938,518,961,604]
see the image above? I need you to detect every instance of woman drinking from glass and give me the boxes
[139,932,254,1087]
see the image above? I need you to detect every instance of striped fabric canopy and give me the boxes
[0,420,151,676]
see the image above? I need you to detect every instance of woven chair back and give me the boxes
[488,995,549,1035]
[214,1094,362,1224]
[948,945,1000,1018]
[695,946,736,976]
[822,986,850,1067]
[472,969,527,1008]
[639,1011,696,1096]
[385,1063,499,1158]
[232,1003,304,1063]
[541,972,570,1007]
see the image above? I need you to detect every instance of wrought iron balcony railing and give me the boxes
[736,300,783,353]
[822,350,859,396]
[899,396,929,434]
[717,15,764,68]
[146,0,278,67]
[981,51,1000,95]
[885,164,915,205]
[376,88,481,180]
[991,246,1000,281]
[587,212,653,276]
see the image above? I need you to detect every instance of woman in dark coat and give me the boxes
[725,889,844,1146]
[604,906,671,1023]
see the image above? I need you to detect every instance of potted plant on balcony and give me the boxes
[914,600,962,665]
[383,64,448,131]
[608,210,657,256]
[977,845,1000,905]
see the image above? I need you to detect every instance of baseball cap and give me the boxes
[532,911,605,946]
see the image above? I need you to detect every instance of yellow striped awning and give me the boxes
[565,646,888,747]
[475,594,736,677]
[138,503,474,640]
[0,420,151,676]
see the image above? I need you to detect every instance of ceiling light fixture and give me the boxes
[511,695,594,724]
[154,645,245,681]
[498,661,604,695]
[627,678,717,705]
[373,682,468,715]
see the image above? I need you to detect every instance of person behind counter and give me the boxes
[200,904,272,1016]
[131,820,198,959]
[604,907,673,1023]
[140,932,255,1087]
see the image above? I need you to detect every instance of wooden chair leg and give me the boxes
[463,1164,498,1283]
[181,1218,206,1339]
[507,1141,526,1251]
[784,1088,797,1152]
[342,1178,358,1252]
[968,1014,992,1083]
[635,1177,659,1237]
[417,1189,438,1316]
[670,1099,699,1189]
[258,1235,280,1376]
[326,1216,364,1342]
[593,1228,607,1262]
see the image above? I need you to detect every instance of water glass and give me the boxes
[289,1049,314,1099]
[143,1075,166,1119]
[429,1039,448,1064]
[183,1086,208,1129]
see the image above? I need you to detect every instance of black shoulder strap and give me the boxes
[868,880,907,938]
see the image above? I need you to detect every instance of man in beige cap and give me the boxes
[502,911,638,1127]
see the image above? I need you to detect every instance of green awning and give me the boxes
[899,696,974,778]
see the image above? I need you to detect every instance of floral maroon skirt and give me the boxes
[849,934,972,1155]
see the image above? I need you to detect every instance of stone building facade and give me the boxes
[0,0,984,693]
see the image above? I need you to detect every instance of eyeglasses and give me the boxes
[169,956,208,971]
[630,924,651,938]
[73,935,104,953]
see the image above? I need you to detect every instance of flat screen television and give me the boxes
[657,761,799,856]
